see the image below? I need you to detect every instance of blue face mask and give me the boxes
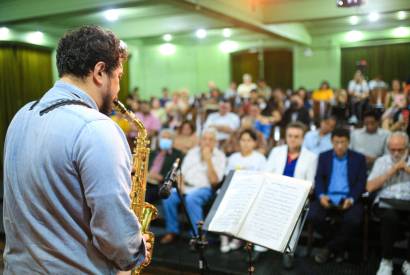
[159,138,173,150]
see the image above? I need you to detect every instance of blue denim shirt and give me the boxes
[303,130,333,155]
[3,80,146,274]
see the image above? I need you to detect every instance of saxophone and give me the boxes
[114,100,158,275]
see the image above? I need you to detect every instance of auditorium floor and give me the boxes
[0,233,406,274]
[146,226,404,275]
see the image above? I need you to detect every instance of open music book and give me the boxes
[204,170,312,253]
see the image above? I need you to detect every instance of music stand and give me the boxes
[172,169,209,275]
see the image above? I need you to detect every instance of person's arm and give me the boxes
[367,159,406,192]
[215,125,235,134]
[202,147,220,187]
[74,120,146,270]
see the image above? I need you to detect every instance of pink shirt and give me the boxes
[135,112,161,134]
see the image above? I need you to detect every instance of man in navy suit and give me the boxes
[309,128,367,264]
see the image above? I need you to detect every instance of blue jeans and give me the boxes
[162,187,213,236]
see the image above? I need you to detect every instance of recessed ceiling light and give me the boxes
[349,16,359,25]
[345,30,364,42]
[195,29,207,39]
[368,12,380,22]
[222,28,232,38]
[392,26,410,37]
[163,34,172,42]
[397,11,407,20]
[104,9,119,21]
[27,31,44,44]
[159,43,176,55]
[219,40,238,53]
[0,27,10,39]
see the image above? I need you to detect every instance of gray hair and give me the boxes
[159,128,175,138]
[201,127,218,140]
[387,131,409,147]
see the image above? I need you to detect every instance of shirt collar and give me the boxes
[333,151,348,161]
[54,80,99,111]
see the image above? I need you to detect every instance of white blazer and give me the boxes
[264,144,318,183]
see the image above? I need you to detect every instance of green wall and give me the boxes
[128,41,231,99]
[293,45,341,90]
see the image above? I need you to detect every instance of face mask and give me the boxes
[159,138,173,150]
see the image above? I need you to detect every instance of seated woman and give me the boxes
[223,116,267,156]
[220,129,267,253]
[382,94,408,132]
[173,120,198,155]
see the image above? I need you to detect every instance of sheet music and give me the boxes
[238,173,311,252]
[207,171,264,234]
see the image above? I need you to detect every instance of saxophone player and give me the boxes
[3,26,150,273]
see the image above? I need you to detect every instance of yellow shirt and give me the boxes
[312,89,334,102]
[111,115,131,134]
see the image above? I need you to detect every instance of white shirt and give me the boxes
[225,151,267,175]
[348,80,369,95]
[237,83,257,99]
[369,79,387,91]
[203,112,240,141]
[368,154,410,203]
[181,146,226,192]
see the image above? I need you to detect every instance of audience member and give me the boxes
[348,70,369,100]
[312,81,334,121]
[257,79,272,98]
[350,110,389,168]
[237,73,257,99]
[151,97,167,124]
[282,93,311,127]
[146,129,184,203]
[160,129,226,244]
[223,116,267,156]
[224,81,238,99]
[385,78,403,109]
[203,100,240,143]
[367,132,410,275]
[220,129,267,253]
[160,87,170,107]
[303,115,336,155]
[135,100,161,137]
[297,87,313,111]
[369,75,388,91]
[331,89,350,126]
[309,128,367,264]
[264,122,318,268]
[382,94,409,132]
[173,120,199,154]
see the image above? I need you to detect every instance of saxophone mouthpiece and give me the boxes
[113,99,127,114]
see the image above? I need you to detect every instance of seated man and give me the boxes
[350,110,389,169]
[265,121,318,268]
[160,128,226,244]
[146,129,184,204]
[203,100,240,144]
[367,132,410,275]
[303,115,336,155]
[309,128,367,263]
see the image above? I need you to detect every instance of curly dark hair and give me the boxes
[56,25,127,78]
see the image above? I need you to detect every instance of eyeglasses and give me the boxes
[389,148,407,153]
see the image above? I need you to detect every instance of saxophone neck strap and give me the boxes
[39,99,92,116]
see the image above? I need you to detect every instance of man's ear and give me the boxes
[92,61,106,86]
